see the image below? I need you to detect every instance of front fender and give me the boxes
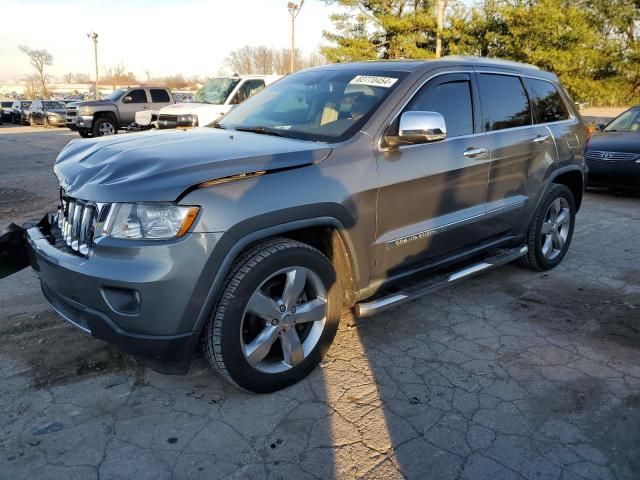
[187,215,361,335]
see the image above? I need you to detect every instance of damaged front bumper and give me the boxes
[1,214,224,374]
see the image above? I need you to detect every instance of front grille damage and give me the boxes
[55,190,110,256]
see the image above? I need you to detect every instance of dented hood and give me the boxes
[54,128,331,202]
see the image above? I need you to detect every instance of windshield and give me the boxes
[102,89,127,102]
[217,70,408,142]
[43,101,65,110]
[21,101,32,108]
[604,108,640,132]
[193,78,241,104]
[1,102,12,107]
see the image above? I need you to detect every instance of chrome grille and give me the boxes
[586,150,639,162]
[157,114,178,129]
[66,106,78,117]
[56,194,99,256]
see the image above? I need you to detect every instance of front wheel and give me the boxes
[78,129,92,138]
[92,117,117,136]
[202,238,342,393]
[519,184,576,271]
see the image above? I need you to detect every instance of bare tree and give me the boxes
[224,46,325,75]
[102,63,138,88]
[63,72,91,83]
[19,45,53,97]
[21,74,40,100]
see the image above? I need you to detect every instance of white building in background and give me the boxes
[0,83,126,98]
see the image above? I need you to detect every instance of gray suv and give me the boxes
[66,86,174,137]
[17,57,587,392]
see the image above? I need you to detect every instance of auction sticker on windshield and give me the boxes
[349,75,398,88]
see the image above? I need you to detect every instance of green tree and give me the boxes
[322,0,640,105]
[322,1,437,62]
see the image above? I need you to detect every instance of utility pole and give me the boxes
[87,32,99,99]
[287,0,304,73]
[435,0,445,58]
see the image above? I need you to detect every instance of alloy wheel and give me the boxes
[240,266,327,374]
[540,197,570,260]
[99,122,115,136]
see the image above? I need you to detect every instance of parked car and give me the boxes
[1,101,14,122]
[155,75,280,129]
[7,57,587,393]
[65,86,174,137]
[11,99,33,124]
[586,106,640,190]
[29,100,67,127]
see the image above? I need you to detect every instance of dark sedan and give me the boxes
[11,100,32,125]
[586,106,640,189]
[1,101,13,122]
[29,100,67,127]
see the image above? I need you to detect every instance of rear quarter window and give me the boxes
[478,74,532,131]
[524,78,570,123]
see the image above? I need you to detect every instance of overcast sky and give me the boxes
[0,0,340,83]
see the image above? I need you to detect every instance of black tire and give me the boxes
[78,129,92,138]
[92,117,117,137]
[202,238,342,393]
[518,184,576,271]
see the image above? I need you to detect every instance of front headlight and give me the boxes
[177,114,198,127]
[105,203,199,240]
[78,106,91,115]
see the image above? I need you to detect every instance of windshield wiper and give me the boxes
[234,126,287,137]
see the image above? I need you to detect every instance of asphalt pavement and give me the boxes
[0,125,639,479]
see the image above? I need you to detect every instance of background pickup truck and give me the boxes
[65,86,174,137]
[156,75,280,129]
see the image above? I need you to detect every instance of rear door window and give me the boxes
[150,89,171,103]
[405,75,474,138]
[524,78,570,123]
[478,74,532,131]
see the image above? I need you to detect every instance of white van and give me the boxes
[154,75,281,129]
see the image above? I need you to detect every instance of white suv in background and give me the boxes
[154,75,281,129]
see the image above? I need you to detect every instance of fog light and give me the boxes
[101,286,141,315]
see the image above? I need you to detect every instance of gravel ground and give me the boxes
[0,125,639,480]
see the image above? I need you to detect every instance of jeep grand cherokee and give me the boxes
[7,57,587,393]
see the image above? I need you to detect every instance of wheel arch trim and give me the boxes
[548,165,585,210]
[191,216,360,334]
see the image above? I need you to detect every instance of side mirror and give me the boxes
[385,111,447,148]
[596,123,605,132]
[123,96,133,104]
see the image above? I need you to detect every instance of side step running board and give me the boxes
[355,245,528,318]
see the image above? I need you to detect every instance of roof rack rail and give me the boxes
[442,55,540,70]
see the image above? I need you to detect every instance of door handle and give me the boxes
[533,134,550,143]
[463,147,488,158]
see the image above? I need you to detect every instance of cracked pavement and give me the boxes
[1,126,639,479]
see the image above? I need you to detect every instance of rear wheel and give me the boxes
[202,238,342,393]
[519,184,576,271]
[93,117,117,136]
